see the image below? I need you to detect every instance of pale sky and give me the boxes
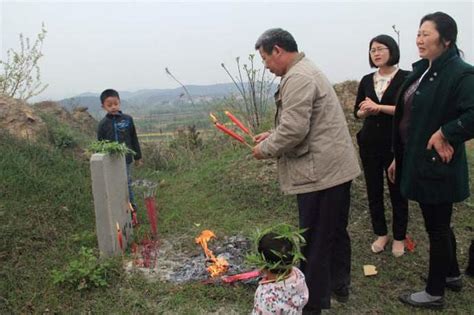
[1,0,473,101]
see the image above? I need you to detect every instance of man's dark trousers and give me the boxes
[297,181,352,311]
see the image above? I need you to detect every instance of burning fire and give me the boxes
[195,230,229,278]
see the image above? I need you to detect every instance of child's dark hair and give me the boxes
[100,89,120,104]
[258,232,294,274]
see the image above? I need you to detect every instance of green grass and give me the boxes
[1,119,473,314]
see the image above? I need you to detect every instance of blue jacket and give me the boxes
[97,111,142,164]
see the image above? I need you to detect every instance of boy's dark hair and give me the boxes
[369,34,400,68]
[255,28,298,54]
[100,89,120,104]
[258,232,294,274]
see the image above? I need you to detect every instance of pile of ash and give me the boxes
[125,234,256,284]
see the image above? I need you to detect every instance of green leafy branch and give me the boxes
[88,140,135,156]
[246,223,306,280]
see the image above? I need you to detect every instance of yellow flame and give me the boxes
[195,230,215,259]
[208,256,229,278]
[209,113,218,123]
[195,230,229,278]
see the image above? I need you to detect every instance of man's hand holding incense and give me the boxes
[252,144,266,160]
[253,131,271,144]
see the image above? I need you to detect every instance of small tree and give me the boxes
[221,54,275,131]
[165,67,196,107]
[392,25,400,48]
[0,23,48,101]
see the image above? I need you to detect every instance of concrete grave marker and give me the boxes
[90,153,133,257]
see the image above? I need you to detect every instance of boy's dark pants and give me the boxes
[297,181,352,311]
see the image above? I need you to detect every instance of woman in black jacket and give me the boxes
[354,35,409,257]
[389,12,474,309]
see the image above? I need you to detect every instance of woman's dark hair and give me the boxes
[258,232,294,274]
[369,34,400,68]
[255,28,298,54]
[420,11,458,50]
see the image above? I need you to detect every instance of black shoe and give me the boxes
[332,287,349,303]
[421,275,463,292]
[445,277,463,292]
[399,291,444,309]
[466,268,474,277]
[302,308,321,315]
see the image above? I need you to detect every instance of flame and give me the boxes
[195,230,229,278]
[195,230,216,259]
[207,256,229,278]
[209,113,218,123]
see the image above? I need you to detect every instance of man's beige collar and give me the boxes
[284,52,305,77]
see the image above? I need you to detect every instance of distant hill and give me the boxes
[56,81,359,118]
[57,83,246,118]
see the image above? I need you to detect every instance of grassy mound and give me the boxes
[1,117,473,313]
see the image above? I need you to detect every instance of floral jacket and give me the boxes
[252,267,309,315]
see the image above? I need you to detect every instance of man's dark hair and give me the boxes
[258,232,294,274]
[100,89,120,104]
[369,34,400,68]
[420,11,458,51]
[255,28,298,54]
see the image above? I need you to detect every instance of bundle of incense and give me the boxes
[209,112,252,149]
[224,111,253,137]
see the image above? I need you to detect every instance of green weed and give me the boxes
[51,247,119,291]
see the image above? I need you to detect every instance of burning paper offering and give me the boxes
[195,230,230,278]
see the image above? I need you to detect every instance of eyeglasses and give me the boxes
[370,47,389,54]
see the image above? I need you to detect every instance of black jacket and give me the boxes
[354,69,410,154]
[97,111,142,164]
[393,47,474,203]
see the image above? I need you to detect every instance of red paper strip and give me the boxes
[405,235,416,252]
[222,270,261,283]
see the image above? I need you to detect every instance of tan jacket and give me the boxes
[260,53,360,194]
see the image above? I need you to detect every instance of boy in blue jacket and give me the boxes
[97,89,142,215]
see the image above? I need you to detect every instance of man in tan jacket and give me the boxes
[253,28,360,314]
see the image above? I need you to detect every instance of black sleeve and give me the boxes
[354,76,367,118]
[129,117,142,160]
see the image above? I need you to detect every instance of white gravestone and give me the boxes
[90,153,133,257]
